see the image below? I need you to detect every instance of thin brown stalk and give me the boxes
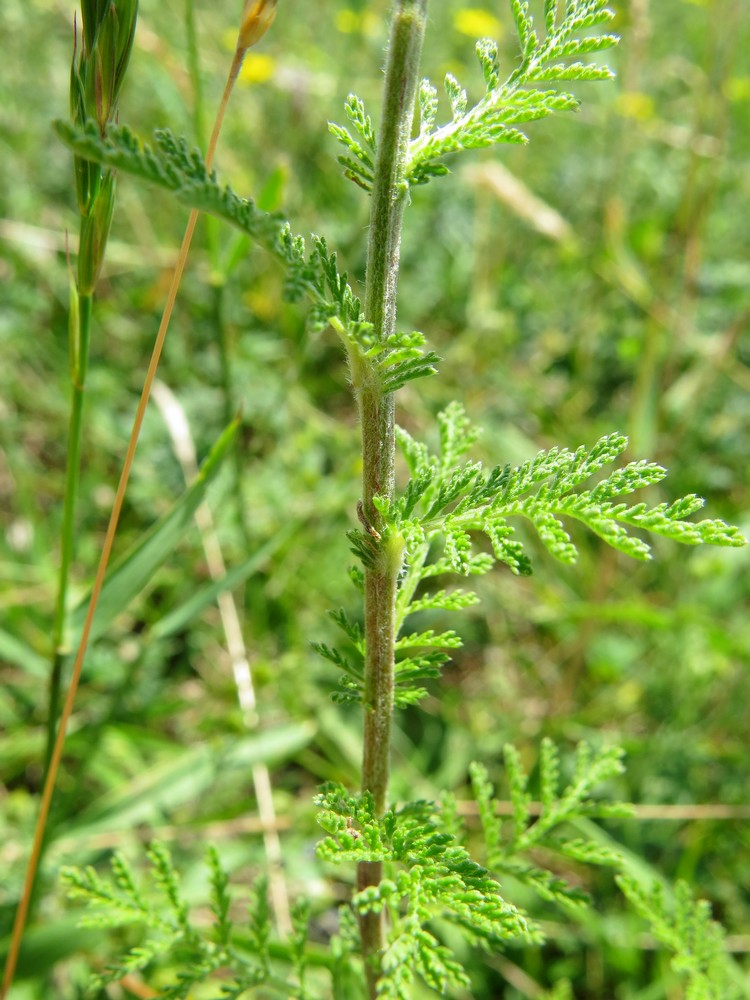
[1,40,251,1000]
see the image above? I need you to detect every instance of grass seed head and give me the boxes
[238,0,278,51]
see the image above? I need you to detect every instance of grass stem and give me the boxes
[46,290,91,774]
[1,39,251,1000]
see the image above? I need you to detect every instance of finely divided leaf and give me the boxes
[406,0,619,187]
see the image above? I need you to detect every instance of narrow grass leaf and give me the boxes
[151,520,298,639]
[59,724,314,839]
[69,420,238,645]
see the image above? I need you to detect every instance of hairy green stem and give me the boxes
[46,291,93,773]
[358,1,427,992]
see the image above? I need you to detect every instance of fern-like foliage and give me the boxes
[329,93,378,193]
[616,877,743,1000]
[407,0,619,186]
[314,740,642,997]
[61,843,316,998]
[391,402,744,568]
[315,784,535,998]
[329,0,617,192]
[53,120,439,397]
[469,740,631,909]
[323,402,745,705]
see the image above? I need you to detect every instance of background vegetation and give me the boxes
[1,0,748,996]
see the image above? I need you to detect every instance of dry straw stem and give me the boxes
[459,801,750,821]
[152,380,292,936]
[1,16,277,998]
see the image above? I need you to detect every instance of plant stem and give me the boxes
[0,43,249,1000]
[185,0,224,275]
[358,1,427,992]
[184,0,245,540]
[46,292,92,774]
[185,0,206,149]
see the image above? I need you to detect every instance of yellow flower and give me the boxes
[335,9,360,33]
[453,8,502,39]
[615,92,655,122]
[239,52,276,84]
[725,76,750,103]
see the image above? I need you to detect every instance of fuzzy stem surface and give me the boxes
[357,1,427,993]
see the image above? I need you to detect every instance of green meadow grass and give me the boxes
[1,1,748,996]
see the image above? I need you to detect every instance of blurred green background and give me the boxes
[1,0,748,996]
